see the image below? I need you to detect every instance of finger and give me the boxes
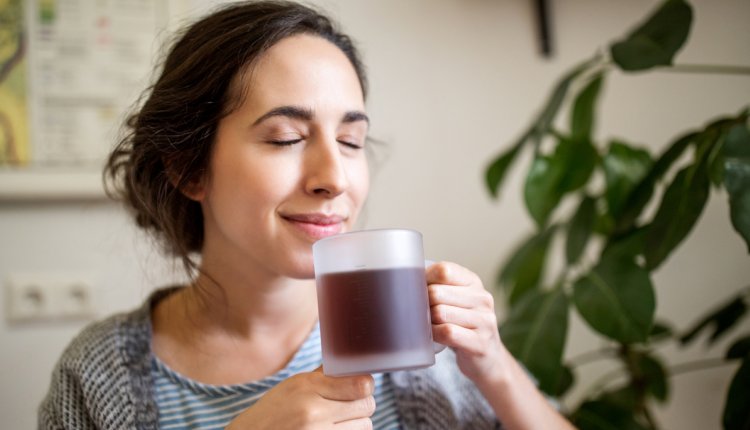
[432,323,485,355]
[331,396,376,424]
[334,417,374,430]
[431,304,497,329]
[428,284,494,310]
[426,261,478,286]
[311,372,375,401]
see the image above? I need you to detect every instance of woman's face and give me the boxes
[195,34,369,279]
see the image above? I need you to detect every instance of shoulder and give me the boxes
[38,291,165,429]
[57,309,144,373]
[56,287,176,373]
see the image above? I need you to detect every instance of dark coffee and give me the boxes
[317,267,432,356]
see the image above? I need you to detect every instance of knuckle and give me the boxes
[441,324,458,341]
[353,375,374,397]
[300,405,322,424]
[361,395,377,416]
[480,292,495,309]
[434,262,452,281]
[427,285,441,302]
[482,312,496,327]
[431,304,448,322]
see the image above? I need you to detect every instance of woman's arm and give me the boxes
[38,360,98,430]
[427,262,575,430]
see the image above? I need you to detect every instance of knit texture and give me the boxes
[38,289,501,429]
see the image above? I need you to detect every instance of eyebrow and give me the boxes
[342,111,370,124]
[252,105,369,126]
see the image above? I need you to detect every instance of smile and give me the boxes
[281,213,346,240]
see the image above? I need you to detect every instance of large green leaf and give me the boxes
[525,155,562,227]
[566,195,597,264]
[680,295,748,345]
[602,226,647,261]
[573,255,655,343]
[485,57,600,199]
[613,132,697,236]
[726,335,750,360]
[709,131,730,188]
[571,74,605,141]
[723,124,750,251]
[610,0,693,72]
[485,130,528,198]
[598,385,639,410]
[531,59,598,145]
[572,398,649,430]
[553,364,575,397]
[604,141,653,218]
[498,227,556,305]
[700,114,749,187]
[558,138,599,193]
[644,161,711,270]
[648,320,674,343]
[634,353,669,402]
[500,289,569,395]
[723,358,750,430]
[524,137,597,227]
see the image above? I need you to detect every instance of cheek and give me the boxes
[350,158,370,205]
[245,159,300,204]
[208,150,297,211]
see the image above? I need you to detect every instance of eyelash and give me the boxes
[268,139,363,150]
[269,139,302,146]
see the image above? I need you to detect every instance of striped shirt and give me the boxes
[152,322,402,429]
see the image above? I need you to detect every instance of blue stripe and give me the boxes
[152,323,402,429]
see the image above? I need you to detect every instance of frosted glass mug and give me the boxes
[313,229,439,376]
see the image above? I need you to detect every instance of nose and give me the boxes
[304,137,349,198]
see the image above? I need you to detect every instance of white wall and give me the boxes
[2,0,749,428]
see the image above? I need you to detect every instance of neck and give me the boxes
[182,254,318,341]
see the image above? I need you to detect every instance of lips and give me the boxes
[281,213,346,240]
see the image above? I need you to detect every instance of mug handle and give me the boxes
[425,260,447,354]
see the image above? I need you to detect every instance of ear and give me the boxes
[180,176,207,201]
[165,161,207,201]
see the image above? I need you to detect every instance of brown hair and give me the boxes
[104,1,368,273]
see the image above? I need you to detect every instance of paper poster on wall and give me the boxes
[0,0,29,167]
[0,0,168,200]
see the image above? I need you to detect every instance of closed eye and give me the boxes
[338,140,363,150]
[268,139,303,146]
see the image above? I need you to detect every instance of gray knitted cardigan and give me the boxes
[38,289,501,429]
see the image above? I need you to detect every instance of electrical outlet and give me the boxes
[5,273,96,323]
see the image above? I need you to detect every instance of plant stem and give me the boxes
[578,365,627,400]
[577,357,737,404]
[669,357,733,376]
[659,63,750,76]
[569,347,618,366]
[553,267,570,291]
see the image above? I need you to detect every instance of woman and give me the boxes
[39,1,574,429]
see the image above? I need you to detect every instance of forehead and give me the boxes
[229,34,365,114]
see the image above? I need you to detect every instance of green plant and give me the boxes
[484,1,750,429]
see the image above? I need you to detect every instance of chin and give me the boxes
[284,256,316,280]
[290,269,315,280]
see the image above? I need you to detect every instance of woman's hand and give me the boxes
[226,368,375,430]
[427,261,505,385]
[427,262,577,430]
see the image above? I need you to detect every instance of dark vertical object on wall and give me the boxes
[534,0,553,58]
